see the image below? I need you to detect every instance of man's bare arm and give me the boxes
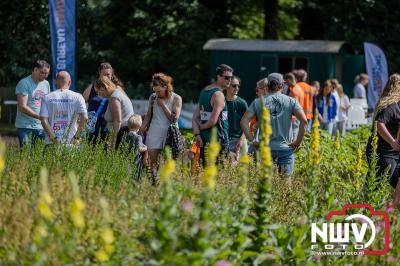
[17,94,40,119]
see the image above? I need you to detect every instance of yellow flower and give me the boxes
[258,102,273,169]
[0,157,4,173]
[37,192,54,221]
[0,139,5,173]
[239,154,250,164]
[353,146,363,177]
[35,224,48,238]
[104,244,114,253]
[203,165,217,189]
[70,197,85,213]
[101,228,114,245]
[310,109,321,165]
[335,132,341,150]
[69,197,85,228]
[159,159,176,182]
[95,249,109,262]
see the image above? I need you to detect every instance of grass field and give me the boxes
[0,108,399,265]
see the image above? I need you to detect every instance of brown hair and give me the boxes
[284,72,296,83]
[317,80,332,106]
[95,75,117,98]
[330,79,340,89]
[98,62,124,89]
[151,73,174,98]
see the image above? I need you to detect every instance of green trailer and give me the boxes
[203,39,365,104]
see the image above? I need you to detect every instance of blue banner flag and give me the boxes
[49,0,76,90]
[364,42,388,109]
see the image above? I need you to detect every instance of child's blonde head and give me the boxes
[128,114,142,130]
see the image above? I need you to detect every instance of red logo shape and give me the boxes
[326,203,390,255]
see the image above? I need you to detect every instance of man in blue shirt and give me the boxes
[15,60,51,148]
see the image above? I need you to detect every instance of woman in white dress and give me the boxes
[140,73,182,184]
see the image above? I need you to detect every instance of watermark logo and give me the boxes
[311,204,390,256]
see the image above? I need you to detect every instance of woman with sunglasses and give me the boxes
[140,73,182,185]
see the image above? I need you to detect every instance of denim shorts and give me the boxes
[271,148,295,175]
[17,128,45,148]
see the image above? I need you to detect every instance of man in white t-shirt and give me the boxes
[353,73,368,99]
[40,71,88,144]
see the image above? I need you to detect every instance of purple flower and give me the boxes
[180,199,194,213]
[216,260,231,266]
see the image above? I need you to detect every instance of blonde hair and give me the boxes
[337,84,345,97]
[95,76,117,98]
[128,114,142,130]
[374,74,400,120]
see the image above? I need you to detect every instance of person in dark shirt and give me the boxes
[366,74,400,208]
[226,76,248,161]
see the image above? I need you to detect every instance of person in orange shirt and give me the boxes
[285,72,304,139]
[295,69,315,131]
[188,141,201,176]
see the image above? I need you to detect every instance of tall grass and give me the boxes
[0,122,399,265]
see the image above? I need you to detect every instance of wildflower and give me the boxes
[310,109,321,165]
[180,198,194,213]
[37,168,54,221]
[239,154,250,164]
[37,192,54,221]
[69,173,85,228]
[0,139,5,173]
[259,103,272,168]
[69,197,85,228]
[202,128,220,190]
[95,249,109,262]
[386,201,395,213]
[335,131,341,150]
[96,197,115,261]
[101,228,114,245]
[104,244,114,253]
[216,260,231,266]
[34,224,48,239]
[353,146,363,177]
[159,156,176,182]
[387,255,396,263]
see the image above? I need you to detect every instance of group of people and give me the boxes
[14,60,182,184]
[16,59,400,201]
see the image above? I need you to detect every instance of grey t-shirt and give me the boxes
[247,92,301,150]
[353,83,366,99]
[104,89,134,129]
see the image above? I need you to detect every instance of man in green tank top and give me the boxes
[192,64,232,163]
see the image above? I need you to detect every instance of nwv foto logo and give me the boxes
[310,204,390,255]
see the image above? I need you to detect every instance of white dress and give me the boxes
[146,93,177,149]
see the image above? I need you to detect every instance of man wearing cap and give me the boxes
[240,73,307,176]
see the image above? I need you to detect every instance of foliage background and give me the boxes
[0,0,397,100]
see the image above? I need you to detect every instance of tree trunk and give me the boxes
[263,0,278,39]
